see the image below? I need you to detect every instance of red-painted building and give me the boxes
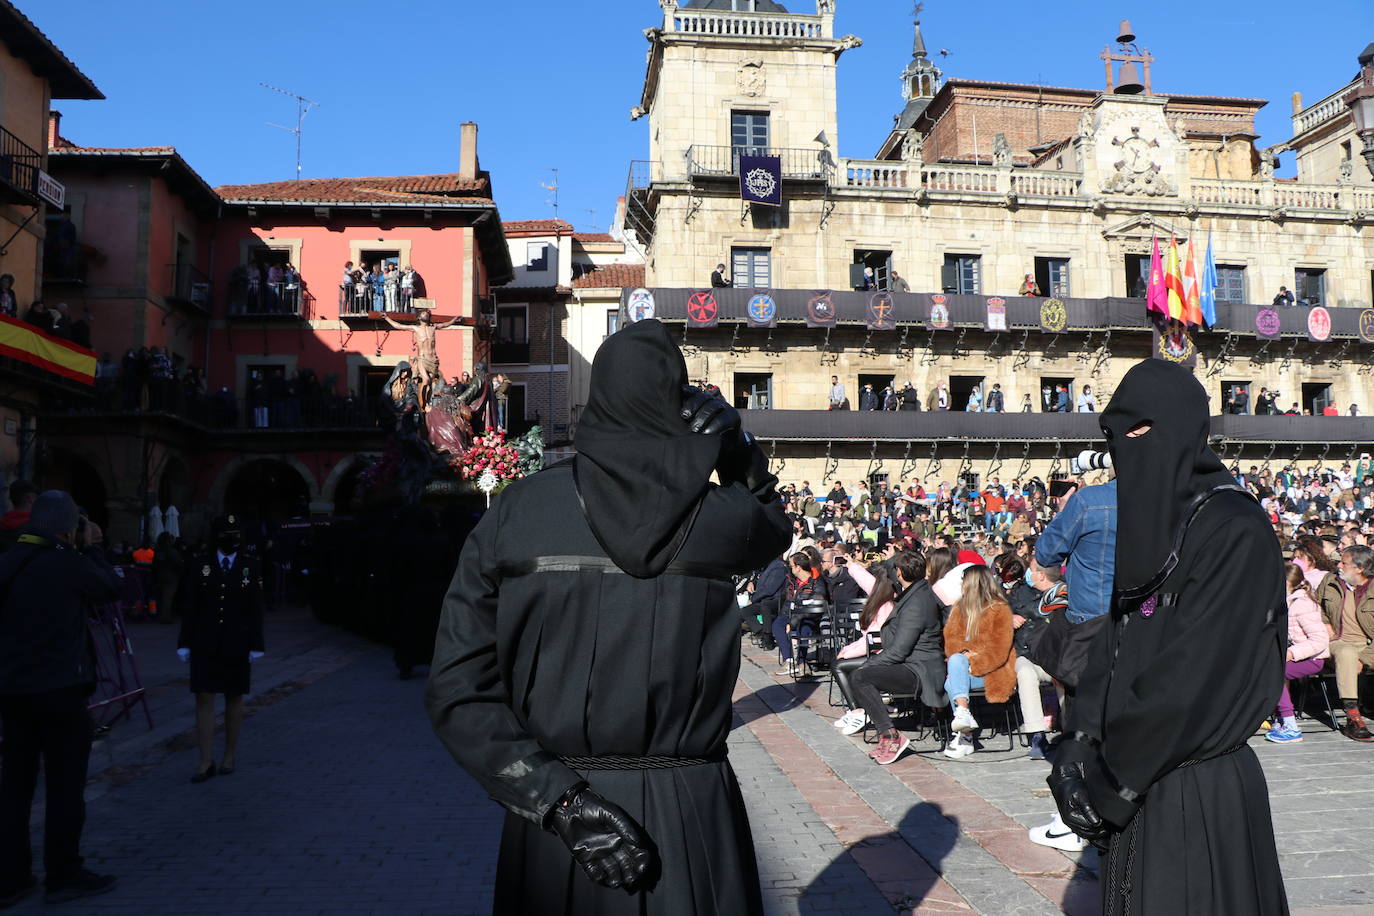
[40,119,512,545]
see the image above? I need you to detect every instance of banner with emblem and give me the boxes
[1306,306,1332,343]
[685,290,719,328]
[924,293,951,331]
[627,288,655,323]
[1038,297,1067,334]
[1359,309,1374,345]
[805,290,837,328]
[985,297,1007,332]
[1254,307,1281,341]
[739,154,782,207]
[746,291,777,328]
[1152,318,1197,367]
[865,291,896,331]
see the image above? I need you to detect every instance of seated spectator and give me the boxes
[741,554,787,649]
[1013,558,1067,760]
[830,560,897,735]
[1318,545,1374,741]
[824,546,865,606]
[845,551,944,764]
[939,565,1017,759]
[771,552,830,676]
[1265,564,1331,743]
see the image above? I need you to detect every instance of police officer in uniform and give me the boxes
[177,515,265,783]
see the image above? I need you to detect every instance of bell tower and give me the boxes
[900,15,940,104]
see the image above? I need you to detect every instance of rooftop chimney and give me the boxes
[47,110,62,150]
[459,122,479,181]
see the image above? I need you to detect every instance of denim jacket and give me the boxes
[1034,480,1116,623]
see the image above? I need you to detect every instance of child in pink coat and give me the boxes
[1266,563,1332,743]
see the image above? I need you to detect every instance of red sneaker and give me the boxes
[872,733,911,766]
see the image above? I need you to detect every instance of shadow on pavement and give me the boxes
[801,801,959,911]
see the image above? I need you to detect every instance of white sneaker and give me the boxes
[832,712,854,728]
[1028,814,1088,852]
[951,706,979,733]
[943,734,975,759]
[840,710,870,736]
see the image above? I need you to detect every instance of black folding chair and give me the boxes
[785,598,830,679]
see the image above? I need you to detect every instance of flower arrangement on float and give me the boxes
[453,429,525,484]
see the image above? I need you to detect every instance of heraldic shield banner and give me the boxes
[685,290,719,328]
[746,292,778,328]
[739,154,782,207]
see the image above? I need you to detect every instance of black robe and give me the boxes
[427,461,790,915]
[1072,489,1289,915]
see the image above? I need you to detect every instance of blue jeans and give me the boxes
[772,614,818,662]
[495,400,508,430]
[944,652,984,711]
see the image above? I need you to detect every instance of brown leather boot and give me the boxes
[1340,710,1374,742]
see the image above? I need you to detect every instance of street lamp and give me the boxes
[1344,43,1374,179]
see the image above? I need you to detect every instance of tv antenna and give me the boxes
[540,168,560,219]
[261,83,319,179]
[583,208,599,230]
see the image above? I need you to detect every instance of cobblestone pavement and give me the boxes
[7,613,1372,914]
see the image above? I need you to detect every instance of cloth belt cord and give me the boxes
[501,555,734,583]
[1176,741,1248,769]
[559,751,727,770]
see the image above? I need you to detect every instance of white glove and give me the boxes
[249,651,265,662]
[177,648,190,662]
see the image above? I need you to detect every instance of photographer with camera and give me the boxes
[0,492,121,906]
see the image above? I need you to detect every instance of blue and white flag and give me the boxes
[739,154,782,207]
[1199,234,1219,328]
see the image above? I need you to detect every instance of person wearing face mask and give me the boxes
[176,514,266,783]
[1048,359,1288,915]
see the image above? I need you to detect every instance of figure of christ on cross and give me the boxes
[382,309,462,409]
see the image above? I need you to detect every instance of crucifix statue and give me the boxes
[383,308,461,408]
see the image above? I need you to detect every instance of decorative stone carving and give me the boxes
[901,130,923,162]
[836,34,863,52]
[737,59,766,97]
[992,133,1012,167]
[630,106,647,121]
[1340,157,1354,182]
[1259,149,1277,178]
[1077,111,1095,139]
[817,0,836,12]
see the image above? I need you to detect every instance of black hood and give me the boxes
[573,319,720,578]
[1101,359,1233,594]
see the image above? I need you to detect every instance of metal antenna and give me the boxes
[540,168,560,220]
[583,208,599,230]
[261,83,319,179]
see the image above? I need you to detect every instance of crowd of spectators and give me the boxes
[339,262,424,315]
[0,277,92,348]
[819,379,1096,413]
[228,261,303,315]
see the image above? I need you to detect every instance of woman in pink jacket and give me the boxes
[831,558,894,735]
[1266,563,1332,744]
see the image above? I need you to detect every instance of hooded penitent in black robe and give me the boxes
[426,318,790,915]
[1069,359,1289,915]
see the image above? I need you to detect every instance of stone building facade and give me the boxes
[620,0,1374,488]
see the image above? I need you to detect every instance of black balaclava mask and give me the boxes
[1101,359,1234,596]
[217,531,241,554]
[573,319,721,578]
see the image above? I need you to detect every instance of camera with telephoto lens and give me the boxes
[1069,450,1112,475]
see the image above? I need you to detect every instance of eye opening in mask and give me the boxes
[1125,421,1153,438]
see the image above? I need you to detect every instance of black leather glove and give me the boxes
[1047,761,1108,843]
[547,785,654,891]
[680,385,741,441]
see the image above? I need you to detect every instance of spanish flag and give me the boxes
[0,316,95,385]
[1182,238,1204,328]
[1165,236,1187,322]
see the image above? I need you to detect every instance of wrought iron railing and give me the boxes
[167,263,211,311]
[686,145,832,181]
[0,124,41,204]
[337,285,421,316]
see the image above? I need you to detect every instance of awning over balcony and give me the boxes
[740,409,1374,445]
[0,316,95,385]
[621,287,1374,340]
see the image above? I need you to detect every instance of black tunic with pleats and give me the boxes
[1073,490,1291,915]
[427,461,790,915]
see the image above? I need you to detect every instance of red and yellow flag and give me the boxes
[0,316,95,384]
[1164,236,1186,322]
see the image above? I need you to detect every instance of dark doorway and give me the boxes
[1124,254,1149,298]
[1301,382,1333,416]
[733,372,773,410]
[40,450,107,534]
[1040,376,1074,412]
[858,373,895,409]
[224,460,310,529]
[1034,257,1071,298]
[851,249,893,290]
[949,375,985,412]
[505,383,530,435]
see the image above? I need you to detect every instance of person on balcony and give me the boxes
[384,263,400,312]
[899,382,921,411]
[890,270,911,293]
[710,263,731,288]
[0,274,16,318]
[369,265,385,312]
[1273,285,1295,307]
[265,263,284,314]
[282,264,300,314]
[1019,274,1041,297]
[400,265,416,309]
[985,383,1005,413]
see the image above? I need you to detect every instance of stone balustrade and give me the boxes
[1292,81,1357,136]
[1274,184,1343,210]
[1192,179,1266,207]
[920,164,999,194]
[668,9,826,40]
[840,160,911,189]
[1008,172,1082,198]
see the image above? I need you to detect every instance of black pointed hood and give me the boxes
[573,319,721,578]
[1101,359,1233,595]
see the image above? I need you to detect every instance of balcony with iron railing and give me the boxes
[686,145,832,182]
[337,285,422,318]
[166,262,211,313]
[0,124,42,206]
[227,282,315,318]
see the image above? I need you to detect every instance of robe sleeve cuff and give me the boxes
[490,750,585,826]
[1082,753,1143,828]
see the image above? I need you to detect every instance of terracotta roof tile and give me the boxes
[574,232,615,243]
[572,263,645,289]
[503,218,575,234]
[214,173,490,204]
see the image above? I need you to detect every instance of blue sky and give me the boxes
[34,0,1374,231]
